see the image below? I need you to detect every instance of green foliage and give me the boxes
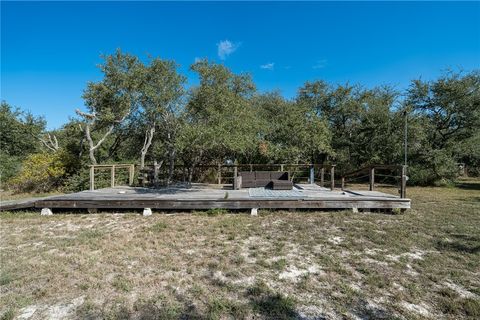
[0,101,45,157]
[2,49,478,190]
[206,297,246,320]
[0,102,46,183]
[0,309,14,320]
[63,167,91,192]
[149,222,168,232]
[111,275,132,292]
[0,154,22,186]
[296,70,480,183]
[83,50,143,126]
[206,208,229,216]
[256,92,332,163]
[247,281,297,319]
[7,151,72,193]
[0,272,13,286]
[184,60,259,163]
[406,70,480,183]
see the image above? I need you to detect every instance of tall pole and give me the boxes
[402,109,408,199]
[404,109,408,167]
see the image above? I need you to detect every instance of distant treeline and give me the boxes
[1,49,479,193]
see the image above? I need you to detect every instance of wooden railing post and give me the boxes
[369,167,375,191]
[400,165,407,198]
[129,164,134,186]
[320,167,325,187]
[217,163,222,185]
[233,165,238,189]
[111,165,115,188]
[280,164,284,171]
[90,166,95,191]
[330,165,335,191]
[341,177,345,190]
[250,164,253,172]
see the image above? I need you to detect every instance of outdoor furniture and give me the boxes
[271,179,293,190]
[238,171,293,189]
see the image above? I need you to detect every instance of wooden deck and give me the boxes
[1,184,410,212]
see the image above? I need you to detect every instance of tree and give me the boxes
[76,50,142,165]
[136,58,186,181]
[406,70,480,183]
[0,101,45,157]
[0,101,46,182]
[185,60,258,166]
[350,86,403,166]
[255,92,331,164]
[297,82,365,169]
[407,70,480,149]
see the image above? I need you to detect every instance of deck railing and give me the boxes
[340,165,407,198]
[89,164,135,191]
[88,163,336,190]
[88,163,408,198]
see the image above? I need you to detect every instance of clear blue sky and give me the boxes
[2,1,479,129]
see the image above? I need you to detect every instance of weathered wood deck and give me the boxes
[1,184,410,212]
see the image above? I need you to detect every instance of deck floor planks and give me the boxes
[20,184,410,211]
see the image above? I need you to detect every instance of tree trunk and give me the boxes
[89,148,97,165]
[76,109,128,166]
[167,149,176,185]
[187,167,193,184]
[153,159,164,188]
[83,123,115,166]
[187,150,203,184]
[140,126,155,169]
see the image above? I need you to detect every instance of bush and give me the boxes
[0,154,22,188]
[408,150,459,186]
[7,151,71,193]
[63,167,91,192]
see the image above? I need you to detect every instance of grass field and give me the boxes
[1,180,479,319]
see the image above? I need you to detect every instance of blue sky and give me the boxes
[2,1,479,129]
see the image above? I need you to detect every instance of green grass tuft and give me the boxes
[149,221,167,232]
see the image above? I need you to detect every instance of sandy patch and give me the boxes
[17,306,37,319]
[400,301,432,317]
[444,281,478,299]
[279,264,323,282]
[386,249,425,262]
[17,297,84,319]
[328,236,344,245]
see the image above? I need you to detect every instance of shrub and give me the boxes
[408,150,459,186]
[63,167,91,192]
[206,208,229,216]
[0,154,22,188]
[7,151,71,193]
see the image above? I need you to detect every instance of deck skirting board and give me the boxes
[34,198,410,210]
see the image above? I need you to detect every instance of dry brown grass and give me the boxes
[1,179,479,319]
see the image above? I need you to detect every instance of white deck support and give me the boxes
[143,208,152,216]
[251,208,258,216]
[41,208,53,216]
